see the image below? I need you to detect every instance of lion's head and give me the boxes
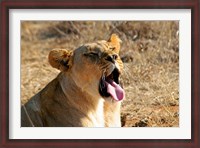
[48,34,125,102]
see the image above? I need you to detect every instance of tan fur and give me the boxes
[21,34,124,127]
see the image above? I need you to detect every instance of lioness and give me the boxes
[21,34,125,127]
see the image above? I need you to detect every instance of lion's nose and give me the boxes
[105,54,118,63]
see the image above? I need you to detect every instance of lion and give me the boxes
[21,34,125,127]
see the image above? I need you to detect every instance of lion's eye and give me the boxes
[109,47,115,51]
[84,52,99,57]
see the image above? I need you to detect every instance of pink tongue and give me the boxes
[105,80,125,101]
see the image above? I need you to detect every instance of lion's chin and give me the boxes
[99,68,125,101]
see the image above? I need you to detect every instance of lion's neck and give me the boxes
[58,73,105,127]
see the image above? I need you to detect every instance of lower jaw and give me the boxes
[105,97,118,103]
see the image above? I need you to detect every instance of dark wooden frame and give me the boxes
[0,0,199,147]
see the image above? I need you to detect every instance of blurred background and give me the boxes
[21,21,179,127]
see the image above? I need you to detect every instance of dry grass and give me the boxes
[21,21,179,127]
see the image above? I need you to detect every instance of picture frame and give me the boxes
[0,0,199,147]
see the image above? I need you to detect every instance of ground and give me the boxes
[21,21,179,127]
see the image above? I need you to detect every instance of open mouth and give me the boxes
[99,68,125,101]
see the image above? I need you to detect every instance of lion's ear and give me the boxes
[48,48,73,71]
[108,34,122,54]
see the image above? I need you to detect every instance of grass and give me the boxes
[21,21,179,127]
